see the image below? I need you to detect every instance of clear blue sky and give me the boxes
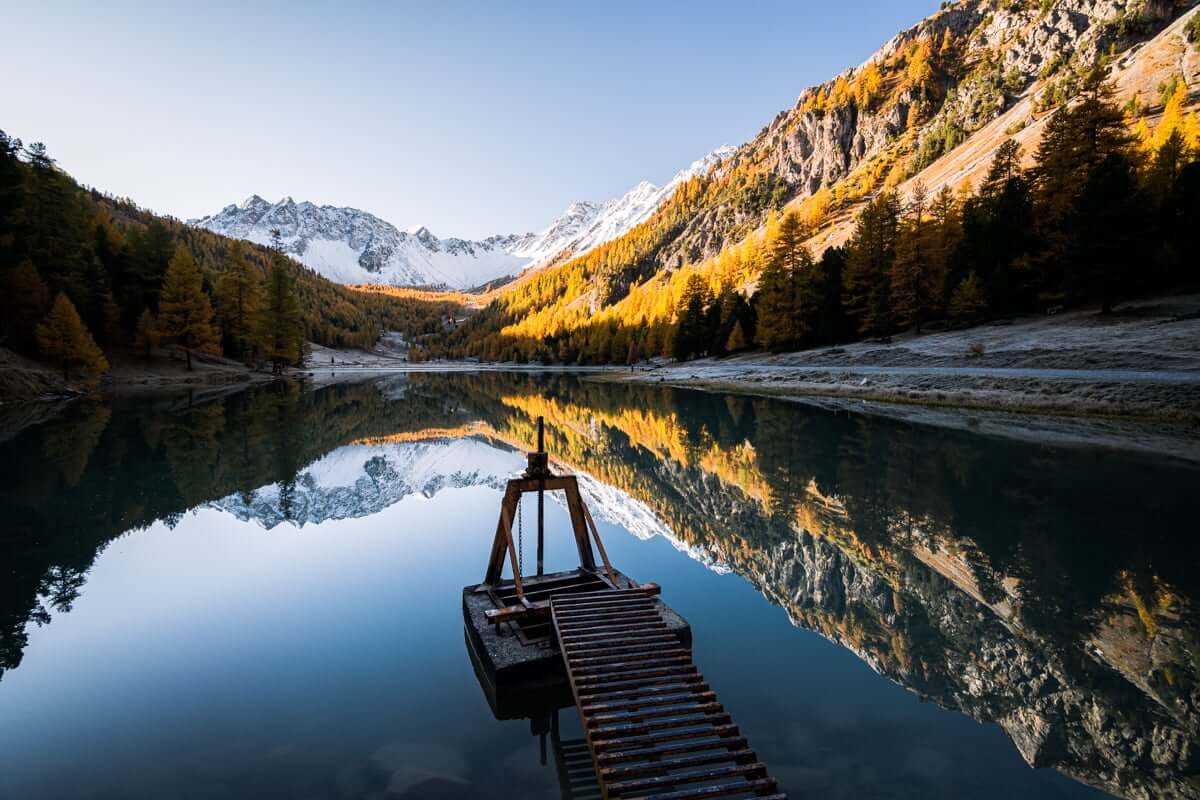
[2,1,936,239]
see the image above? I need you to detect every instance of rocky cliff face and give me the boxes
[654,0,1199,269]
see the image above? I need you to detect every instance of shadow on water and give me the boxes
[1,371,1197,797]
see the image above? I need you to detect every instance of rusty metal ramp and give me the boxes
[551,588,786,800]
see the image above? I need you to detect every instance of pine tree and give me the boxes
[843,192,900,335]
[890,182,937,332]
[673,273,715,361]
[1,260,51,349]
[258,256,304,373]
[1069,153,1140,313]
[158,245,220,370]
[216,240,264,361]
[963,139,1033,310]
[126,220,175,318]
[36,292,109,381]
[754,255,793,351]
[1034,72,1132,233]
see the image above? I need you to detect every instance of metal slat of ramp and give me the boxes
[552,589,786,800]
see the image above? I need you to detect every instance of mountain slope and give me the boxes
[510,145,737,266]
[428,0,1199,362]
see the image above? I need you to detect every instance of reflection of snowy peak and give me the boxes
[210,435,729,575]
[573,469,730,575]
[212,438,523,528]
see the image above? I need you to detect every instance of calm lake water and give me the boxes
[1,373,1197,800]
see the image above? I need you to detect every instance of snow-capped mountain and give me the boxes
[190,145,734,290]
[190,196,529,290]
[511,145,736,267]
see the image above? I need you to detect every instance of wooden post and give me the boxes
[563,479,597,571]
[537,416,545,577]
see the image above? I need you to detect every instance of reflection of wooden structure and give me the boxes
[464,417,689,695]
[478,417,656,630]
[465,418,783,798]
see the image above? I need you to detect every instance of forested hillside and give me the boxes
[0,133,461,381]
[418,0,1200,364]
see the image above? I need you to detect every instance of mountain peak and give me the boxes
[193,147,737,289]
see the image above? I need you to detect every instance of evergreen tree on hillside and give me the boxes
[216,241,264,361]
[843,191,900,336]
[0,130,25,268]
[36,292,109,381]
[816,246,847,344]
[1034,72,1132,243]
[259,256,304,374]
[70,255,121,346]
[754,254,793,351]
[928,185,962,303]
[713,288,752,356]
[890,181,943,332]
[158,245,219,370]
[673,273,715,361]
[962,140,1034,308]
[1069,153,1140,313]
[21,142,91,288]
[754,211,819,351]
[126,220,175,320]
[1,260,50,349]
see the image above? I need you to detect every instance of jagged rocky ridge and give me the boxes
[190,196,529,290]
[591,0,1198,273]
[190,146,734,290]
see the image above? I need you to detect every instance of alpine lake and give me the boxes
[1,371,1197,800]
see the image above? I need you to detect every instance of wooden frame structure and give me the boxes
[476,417,624,627]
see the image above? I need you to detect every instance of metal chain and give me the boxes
[517,495,523,577]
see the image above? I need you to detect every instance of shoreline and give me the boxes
[5,296,1199,429]
[598,296,1200,426]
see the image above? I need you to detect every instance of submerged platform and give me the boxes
[464,568,691,717]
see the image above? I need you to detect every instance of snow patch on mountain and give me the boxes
[190,196,530,290]
[512,145,736,268]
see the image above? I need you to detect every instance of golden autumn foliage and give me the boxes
[158,245,220,370]
[36,293,109,381]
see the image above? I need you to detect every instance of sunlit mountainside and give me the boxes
[419,0,1200,364]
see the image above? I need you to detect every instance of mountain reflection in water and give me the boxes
[0,373,1196,799]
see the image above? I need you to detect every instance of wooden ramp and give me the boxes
[551,589,786,800]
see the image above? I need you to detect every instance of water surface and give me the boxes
[1,373,1196,799]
